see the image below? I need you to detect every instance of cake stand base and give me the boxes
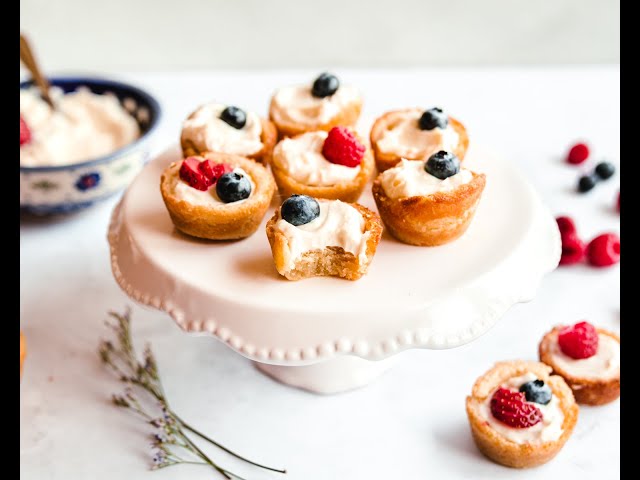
[254,356,398,394]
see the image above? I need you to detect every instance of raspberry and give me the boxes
[559,233,585,265]
[490,388,542,428]
[198,160,232,185]
[586,233,620,267]
[179,157,212,191]
[558,321,599,359]
[567,142,589,165]
[556,216,577,238]
[321,127,365,168]
[20,116,31,146]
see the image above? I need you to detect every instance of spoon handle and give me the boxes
[20,34,55,109]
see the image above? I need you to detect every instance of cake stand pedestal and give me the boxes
[108,145,560,394]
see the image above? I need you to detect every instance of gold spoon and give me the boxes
[20,33,55,109]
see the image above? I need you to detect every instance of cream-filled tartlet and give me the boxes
[271,127,374,202]
[539,321,620,405]
[370,107,469,172]
[269,73,363,138]
[466,360,578,469]
[180,103,277,164]
[20,87,140,167]
[372,151,486,246]
[265,195,382,281]
[160,152,275,240]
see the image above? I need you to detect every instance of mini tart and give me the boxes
[539,326,620,406]
[370,108,469,172]
[466,360,578,469]
[20,332,26,379]
[265,202,382,281]
[160,152,275,240]
[270,130,374,203]
[372,170,486,246]
[180,105,278,165]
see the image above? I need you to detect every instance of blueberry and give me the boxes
[281,195,320,226]
[216,172,251,203]
[594,161,615,180]
[577,174,598,193]
[311,73,340,98]
[419,107,448,131]
[425,151,460,180]
[220,106,247,129]
[519,379,552,405]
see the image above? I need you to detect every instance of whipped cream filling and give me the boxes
[479,373,565,445]
[20,87,140,167]
[275,199,369,269]
[273,131,360,186]
[181,103,263,156]
[379,158,473,199]
[271,84,361,127]
[376,109,459,159]
[550,333,620,380]
[166,161,254,207]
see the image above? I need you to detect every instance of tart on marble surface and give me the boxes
[539,322,620,406]
[268,73,363,138]
[265,195,382,281]
[271,127,374,203]
[160,151,275,240]
[370,107,469,172]
[20,332,26,379]
[466,360,578,469]
[180,103,277,165]
[372,151,485,246]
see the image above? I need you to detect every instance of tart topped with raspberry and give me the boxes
[370,107,469,172]
[269,73,363,138]
[160,151,275,240]
[466,360,578,468]
[180,103,277,164]
[539,321,620,405]
[271,127,374,203]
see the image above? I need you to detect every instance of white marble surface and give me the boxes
[20,68,620,479]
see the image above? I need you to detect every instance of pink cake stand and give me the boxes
[108,145,560,394]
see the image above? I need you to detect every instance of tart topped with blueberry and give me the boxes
[372,151,486,246]
[466,360,578,468]
[539,321,620,405]
[269,73,363,138]
[271,126,374,203]
[265,194,382,281]
[370,107,469,172]
[160,151,275,240]
[180,103,277,164]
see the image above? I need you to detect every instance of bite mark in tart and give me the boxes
[180,103,277,165]
[271,127,374,203]
[466,360,578,469]
[539,321,620,405]
[372,151,486,246]
[370,107,469,172]
[265,195,382,281]
[160,152,275,240]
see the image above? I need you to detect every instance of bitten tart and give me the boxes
[271,127,374,203]
[160,152,275,240]
[269,73,363,138]
[180,103,277,164]
[372,151,486,246]
[466,360,578,469]
[265,195,382,281]
[370,107,469,172]
[539,321,620,406]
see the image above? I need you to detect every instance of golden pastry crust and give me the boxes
[466,360,579,469]
[270,130,374,203]
[268,96,362,139]
[160,152,275,240]
[372,171,486,246]
[539,326,620,406]
[265,203,383,281]
[181,116,278,165]
[370,109,469,172]
[20,332,26,379]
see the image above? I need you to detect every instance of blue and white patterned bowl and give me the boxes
[20,77,161,215]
